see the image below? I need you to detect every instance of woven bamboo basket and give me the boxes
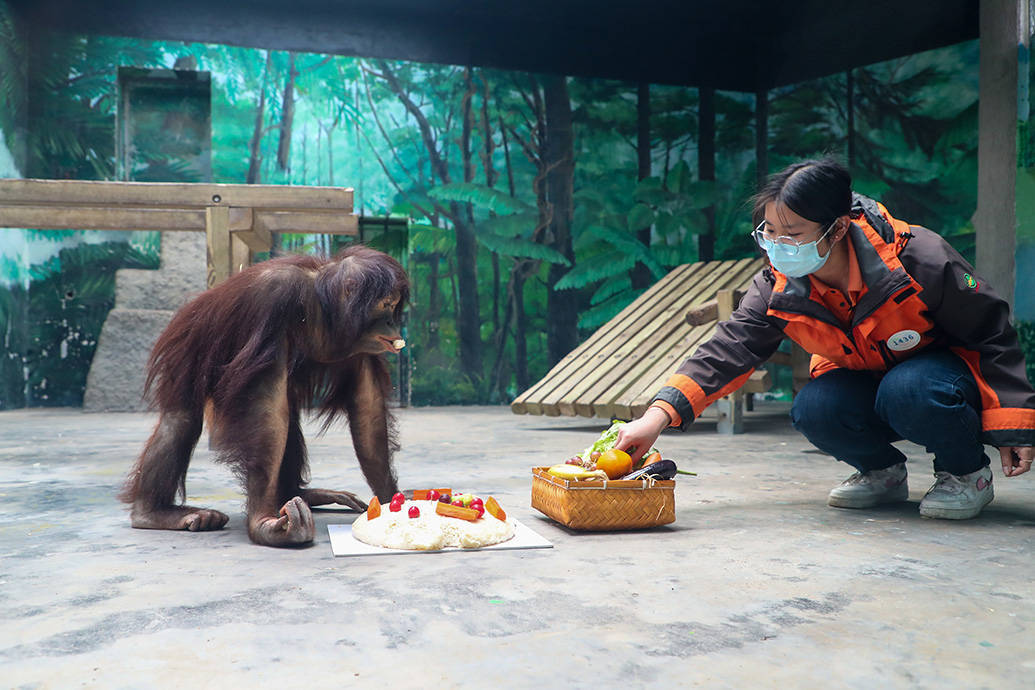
[530,467,675,530]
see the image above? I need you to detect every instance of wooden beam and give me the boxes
[254,210,359,235]
[0,203,348,246]
[0,178,365,280]
[741,368,772,394]
[231,234,252,277]
[0,178,354,212]
[715,394,743,434]
[716,288,737,320]
[0,205,206,231]
[685,300,718,326]
[685,289,745,326]
[231,227,273,253]
[206,206,232,287]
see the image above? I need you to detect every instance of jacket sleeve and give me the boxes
[650,271,787,430]
[809,354,841,378]
[911,231,1035,446]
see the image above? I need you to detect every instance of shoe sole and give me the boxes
[919,493,993,520]
[828,485,909,509]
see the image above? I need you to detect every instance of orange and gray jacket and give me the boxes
[651,194,1035,447]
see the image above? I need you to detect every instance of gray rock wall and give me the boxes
[83,232,207,412]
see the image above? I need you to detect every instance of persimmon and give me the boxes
[595,448,633,479]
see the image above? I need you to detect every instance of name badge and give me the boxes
[887,329,921,352]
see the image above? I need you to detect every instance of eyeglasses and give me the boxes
[751,219,836,256]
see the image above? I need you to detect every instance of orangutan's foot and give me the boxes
[130,504,229,532]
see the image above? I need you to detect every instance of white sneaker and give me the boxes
[828,462,908,509]
[919,466,993,520]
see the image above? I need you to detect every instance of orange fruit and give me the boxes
[595,448,633,479]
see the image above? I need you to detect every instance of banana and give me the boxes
[546,464,608,481]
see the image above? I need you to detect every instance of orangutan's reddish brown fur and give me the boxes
[119,245,409,547]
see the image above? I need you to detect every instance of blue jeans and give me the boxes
[790,349,989,475]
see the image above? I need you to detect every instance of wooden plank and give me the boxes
[592,258,761,419]
[206,206,232,287]
[229,206,253,231]
[716,288,737,320]
[254,210,359,235]
[231,209,272,252]
[1,203,355,245]
[685,300,718,326]
[0,205,205,231]
[684,289,743,326]
[231,234,252,276]
[543,264,708,416]
[566,260,740,417]
[590,267,748,420]
[532,262,714,415]
[609,258,764,419]
[715,393,744,434]
[741,368,772,393]
[0,178,354,211]
[511,261,700,414]
[620,258,761,412]
[232,228,272,253]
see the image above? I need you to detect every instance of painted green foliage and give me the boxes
[3,1,1021,408]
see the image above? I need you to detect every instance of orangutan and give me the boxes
[119,245,409,547]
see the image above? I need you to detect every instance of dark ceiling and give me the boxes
[11,0,980,91]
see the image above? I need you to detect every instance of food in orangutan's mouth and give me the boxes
[392,339,406,350]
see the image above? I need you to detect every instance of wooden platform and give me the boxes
[511,257,766,421]
[0,178,358,286]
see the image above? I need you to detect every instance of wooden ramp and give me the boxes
[511,257,766,421]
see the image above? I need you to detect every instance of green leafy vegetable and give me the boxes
[578,421,657,463]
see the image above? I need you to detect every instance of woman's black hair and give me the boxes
[752,157,852,226]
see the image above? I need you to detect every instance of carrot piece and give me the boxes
[413,488,452,500]
[367,496,381,520]
[639,451,662,469]
[435,501,480,521]
[484,496,506,522]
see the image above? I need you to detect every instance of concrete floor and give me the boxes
[2,402,1034,689]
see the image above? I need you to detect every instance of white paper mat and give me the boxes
[327,518,552,556]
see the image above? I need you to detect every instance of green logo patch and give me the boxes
[963,273,979,289]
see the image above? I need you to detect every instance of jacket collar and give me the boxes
[768,217,914,331]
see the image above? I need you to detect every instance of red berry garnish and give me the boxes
[408,505,420,518]
[428,490,440,501]
[452,499,464,506]
[389,501,403,512]
[392,493,405,503]
[470,498,484,509]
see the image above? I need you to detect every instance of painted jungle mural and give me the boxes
[1,0,1033,410]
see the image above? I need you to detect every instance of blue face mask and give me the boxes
[754,220,838,278]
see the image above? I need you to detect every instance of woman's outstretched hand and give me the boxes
[614,406,672,466]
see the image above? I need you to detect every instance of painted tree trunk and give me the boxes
[632,81,653,290]
[277,53,297,172]
[698,86,715,261]
[543,74,578,366]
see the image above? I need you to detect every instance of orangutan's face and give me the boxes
[352,295,405,355]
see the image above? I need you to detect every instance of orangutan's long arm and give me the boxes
[344,356,399,502]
